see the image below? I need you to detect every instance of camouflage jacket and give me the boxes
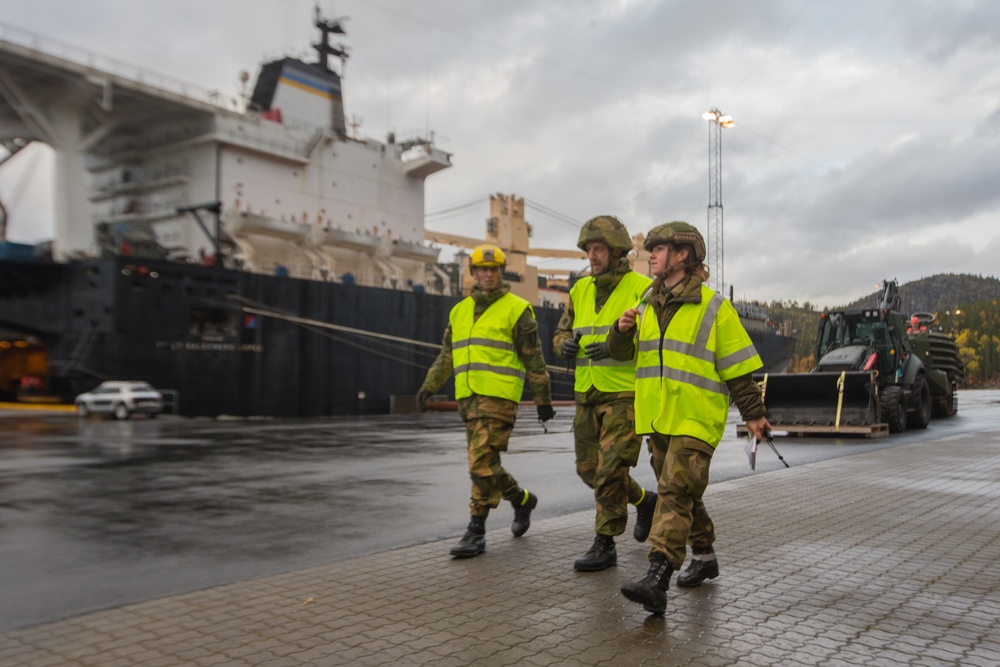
[606,272,766,422]
[420,281,552,410]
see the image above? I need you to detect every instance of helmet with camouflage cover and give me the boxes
[577,215,634,253]
[643,221,706,263]
[469,243,506,272]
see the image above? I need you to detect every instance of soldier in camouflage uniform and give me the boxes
[607,221,770,614]
[553,216,658,572]
[417,244,554,558]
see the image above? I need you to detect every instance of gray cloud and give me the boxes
[2,0,998,307]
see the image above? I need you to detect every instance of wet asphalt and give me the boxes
[1,391,995,633]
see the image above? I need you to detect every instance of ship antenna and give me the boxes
[313,5,350,75]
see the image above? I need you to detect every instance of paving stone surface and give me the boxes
[2,429,998,666]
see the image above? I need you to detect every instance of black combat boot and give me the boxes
[510,490,537,537]
[573,534,617,571]
[620,552,674,614]
[632,490,658,543]
[676,547,719,587]
[450,516,486,558]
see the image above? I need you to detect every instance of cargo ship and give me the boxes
[0,12,586,416]
[0,13,790,417]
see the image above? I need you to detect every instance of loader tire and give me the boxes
[932,389,958,418]
[881,385,907,433]
[909,375,931,430]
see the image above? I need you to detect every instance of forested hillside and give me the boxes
[765,273,1000,387]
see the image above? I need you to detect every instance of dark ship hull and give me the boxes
[0,255,572,416]
[734,301,796,374]
[748,329,796,374]
[2,254,794,416]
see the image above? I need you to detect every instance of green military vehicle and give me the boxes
[743,280,964,437]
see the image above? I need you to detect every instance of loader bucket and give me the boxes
[754,371,878,429]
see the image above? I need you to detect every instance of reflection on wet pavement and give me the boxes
[0,410,576,632]
[3,390,996,633]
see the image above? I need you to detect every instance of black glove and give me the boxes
[416,389,432,412]
[536,404,555,422]
[584,341,610,361]
[561,337,580,360]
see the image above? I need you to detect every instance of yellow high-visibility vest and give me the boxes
[634,285,762,445]
[449,293,531,402]
[570,271,652,393]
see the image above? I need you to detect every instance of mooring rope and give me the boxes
[230,296,574,376]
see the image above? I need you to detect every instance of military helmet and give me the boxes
[469,243,506,268]
[577,215,634,253]
[643,221,706,262]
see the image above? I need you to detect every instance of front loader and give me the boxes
[739,280,963,438]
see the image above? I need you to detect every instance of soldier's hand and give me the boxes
[536,404,555,423]
[746,415,771,441]
[561,337,580,359]
[416,389,432,412]
[617,308,639,332]
[583,341,610,361]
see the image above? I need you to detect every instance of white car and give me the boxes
[75,381,164,419]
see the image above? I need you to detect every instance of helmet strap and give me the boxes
[662,246,680,274]
[659,245,692,278]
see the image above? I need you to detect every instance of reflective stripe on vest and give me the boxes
[569,271,652,393]
[449,293,531,402]
[634,284,762,445]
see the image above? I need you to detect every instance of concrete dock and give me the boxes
[2,417,998,665]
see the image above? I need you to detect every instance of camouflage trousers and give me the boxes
[463,416,522,519]
[646,433,716,569]
[573,398,645,536]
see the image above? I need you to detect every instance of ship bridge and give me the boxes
[0,23,236,259]
[0,24,229,146]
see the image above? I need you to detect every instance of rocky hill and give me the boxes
[841,273,1000,314]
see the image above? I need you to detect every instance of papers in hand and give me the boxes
[745,435,758,470]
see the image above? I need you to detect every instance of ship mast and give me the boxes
[313,6,349,75]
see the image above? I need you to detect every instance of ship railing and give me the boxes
[90,118,316,162]
[214,121,315,159]
[88,122,217,160]
[92,164,190,195]
[0,22,243,112]
[401,142,449,164]
[98,196,186,221]
[242,110,333,140]
[304,130,326,157]
[395,129,452,152]
[256,46,316,69]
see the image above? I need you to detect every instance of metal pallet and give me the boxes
[737,422,889,439]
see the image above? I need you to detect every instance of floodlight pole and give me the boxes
[702,109,733,296]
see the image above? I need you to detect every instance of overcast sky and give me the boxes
[2,0,999,307]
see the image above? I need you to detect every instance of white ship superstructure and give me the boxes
[0,12,451,290]
[0,11,577,417]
